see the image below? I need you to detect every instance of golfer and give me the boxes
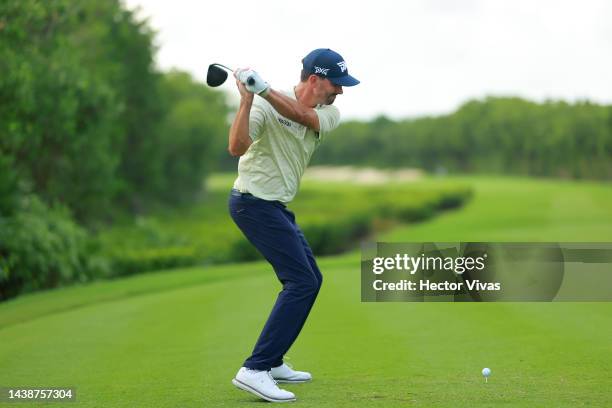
[228,48,359,402]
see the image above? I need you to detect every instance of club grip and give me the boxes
[247,76,255,86]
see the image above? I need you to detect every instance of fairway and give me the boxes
[1,176,611,407]
[382,175,612,241]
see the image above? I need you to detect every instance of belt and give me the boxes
[230,189,286,207]
[231,188,253,197]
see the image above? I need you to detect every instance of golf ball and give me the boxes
[482,367,491,377]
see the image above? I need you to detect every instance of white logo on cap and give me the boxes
[314,66,329,76]
[337,61,347,72]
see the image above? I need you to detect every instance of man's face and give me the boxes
[312,76,343,105]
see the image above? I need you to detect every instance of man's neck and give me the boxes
[294,82,317,108]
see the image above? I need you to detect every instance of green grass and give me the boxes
[1,175,611,407]
[382,175,612,241]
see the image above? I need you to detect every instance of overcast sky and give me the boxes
[124,0,611,120]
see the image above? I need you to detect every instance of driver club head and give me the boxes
[206,64,229,87]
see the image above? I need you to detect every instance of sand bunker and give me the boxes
[303,166,424,184]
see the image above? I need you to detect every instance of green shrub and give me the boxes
[0,177,473,300]
[95,178,473,276]
[108,247,200,277]
[0,195,106,300]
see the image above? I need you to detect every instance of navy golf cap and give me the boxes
[302,48,360,86]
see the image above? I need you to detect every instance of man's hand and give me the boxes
[234,68,270,97]
[235,79,254,102]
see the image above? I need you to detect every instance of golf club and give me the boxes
[206,63,255,88]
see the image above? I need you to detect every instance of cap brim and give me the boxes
[329,74,360,87]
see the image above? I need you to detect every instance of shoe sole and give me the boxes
[232,378,296,403]
[275,378,312,384]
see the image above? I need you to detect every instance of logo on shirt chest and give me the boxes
[275,114,309,141]
[277,117,292,128]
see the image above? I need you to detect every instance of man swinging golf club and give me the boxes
[228,48,359,402]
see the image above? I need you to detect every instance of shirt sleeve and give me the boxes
[314,105,340,139]
[249,102,266,141]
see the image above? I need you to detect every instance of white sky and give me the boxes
[124,0,612,120]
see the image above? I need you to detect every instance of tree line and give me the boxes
[0,0,228,299]
[1,0,229,222]
[313,97,612,180]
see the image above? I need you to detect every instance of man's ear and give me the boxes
[307,74,319,85]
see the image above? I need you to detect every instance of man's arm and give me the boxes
[235,68,320,132]
[262,89,321,132]
[228,81,253,157]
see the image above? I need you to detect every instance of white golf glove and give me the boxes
[235,68,270,97]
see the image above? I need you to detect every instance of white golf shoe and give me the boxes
[270,363,312,383]
[232,367,296,403]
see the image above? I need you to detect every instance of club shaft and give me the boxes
[210,63,255,86]
[213,63,234,72]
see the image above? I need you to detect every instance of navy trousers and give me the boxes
[228,189,323,371]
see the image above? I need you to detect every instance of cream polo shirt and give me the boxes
[232,88,341,203]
